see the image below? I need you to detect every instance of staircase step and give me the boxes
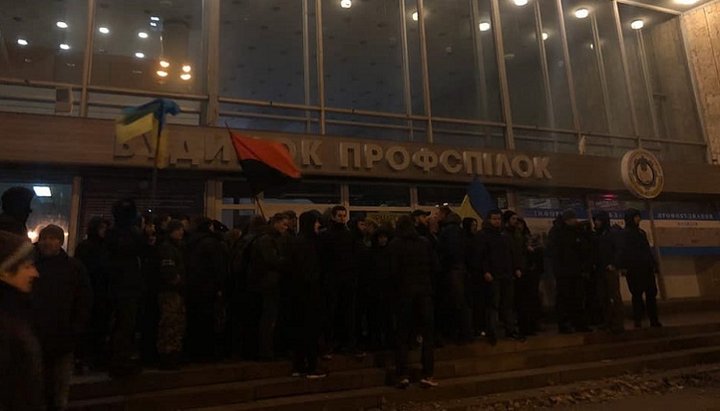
[68,330,720,411]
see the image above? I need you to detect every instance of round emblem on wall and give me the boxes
[621,149,664,199]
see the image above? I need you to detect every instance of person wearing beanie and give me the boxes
[592,211,624,334]
[617,208,662,328]
[0,186,35,237]
[0,230,43,411]
[548,209,591,334]
[32,225,92,411]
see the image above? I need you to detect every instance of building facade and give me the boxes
[2,0,720,302]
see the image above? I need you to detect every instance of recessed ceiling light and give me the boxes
[479,22,491,31]
[631,19,644,30]
[182,64,192,73]
[135,52,145,58]
[575,8,590,18]
[156,70,168,77]
[159,60,170,68]
[33,186,51,197]
[150,22,158,27]
[412,11,418,21]
[56,21,68,29]
[138,31,149,39]
[542,32,549,40]
[340,0,352,8]
[180,73,192,81]
[675,0,698,4]
[59,43,70,50]
[98,26,110,34]
[150,16,160,21]
[17,38,28,46]
[513,0,529,6]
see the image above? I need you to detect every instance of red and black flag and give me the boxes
[228,131,301,195]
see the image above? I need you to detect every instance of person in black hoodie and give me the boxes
[0,230,43,411]
[436,211,471,343]
[105,198,145,377]
[75,217,111,369]
[185,217,229,361]
[288,211,327,378]
[0,187,34,237]
[592,211,625,334]
[617,208,662,328]
[549,210,591,334]
[32,225,92,411]
[366,225,394,351]
[470,209,524,345]
[390,215,439,389]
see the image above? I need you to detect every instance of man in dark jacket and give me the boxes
[593,211,625,334]
[32,225,92,411]
[549,210,591,334]
[0,230,43,411]
[617,208,662,328]
[436,211,471,343]
[0,186,35,237]
[390,215,439,389]
[319,206,360,356]
[367,226,394,350]
[470,209,523,345]
[248,213,290,359]
[105,198,145,377]
[185,217,229,361]
[156,220,187,369]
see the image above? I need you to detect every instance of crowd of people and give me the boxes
[0,185,662,409]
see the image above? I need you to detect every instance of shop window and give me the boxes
[349,183,410,207]
[0,182,72,247]
[263,181,341,205]
[417,184,507,209]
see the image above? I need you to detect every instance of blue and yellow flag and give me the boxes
[115,99,180,169]
[457,177,496,222]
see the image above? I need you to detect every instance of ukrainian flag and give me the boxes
[457,177,496,221]
[115,98,180,169]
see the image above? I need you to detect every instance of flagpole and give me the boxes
[253,195,267,220]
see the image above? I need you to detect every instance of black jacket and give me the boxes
[75,236,111,302]
[0,281,44,411]
[247,229,287,292]
[288,232,323,303]
[548,221,585,279]
[319,221,357,282]
[105,225,145,299]
[186,232,228,300]
[31,248,93,356]
[470,225,518,279]
[594,222,620,272]
[505,226,529,272]
[0,213,27,237]
[389,231,439,298]
[437,214,466,271]
[617,210,657,273]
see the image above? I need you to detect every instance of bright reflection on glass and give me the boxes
[542,31,549,40]
[98,26,109,34]
[56,21,68,29]
[575,8,589,18]
[156,70,168,77]
[340,0,352,8]
[412,11,418,21]
[137,31,148,39]
[134,52,145,58]
[630,19,644,30]
[479,21,491,31]
[159,60,170,68]
[59,43,70,50]
[17,38,28,46]
[180,73,192,81]
[182,64,191,73]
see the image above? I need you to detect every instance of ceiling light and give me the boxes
[33,186,51,197]
[479,22,491,32]
[159,60,170,68]
[575,8,589,18]
[98,26,110,34]
[340,0,352,8]
[156,70,168,77]
[59,43,70,50]
[631,19,644,30]
[150,22,158,27]
[17,38,28,46]
[56,21,68,29]
[150,16,161,21]
[675,0,698,4]
[135,52,145,58]
[513,0,529,6]
[182,64,191,73]
[412,11,418,21]
[180,73,192,81]
[542,32,549,40]
[138,31,149,39]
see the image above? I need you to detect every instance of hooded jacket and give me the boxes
[617,209,657,273]
[185,228,228,301]
[437,212,466,271]
[319,221,357,282]
[288,212,324,302]
[593,211,619,271]
[470,222,519,279]
[548,219,585,279]
[0,187,34,237]
[388,224,439,298]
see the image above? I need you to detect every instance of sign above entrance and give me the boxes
[621,149,665,199]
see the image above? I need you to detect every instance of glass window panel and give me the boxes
[263,181,341,205]
[515,128,577,154]
[91,0,203,94]
[499,0,572,129]
[222,181,254,205]
[349,183,410,207]
[0,0,86,84]
[87,92,200,125]
[433,123,505,149]
[562,0,633,136]
[221,209,256,230]
[618,5,703,143]
[326,112,410,141]
[583,134,637,158]
[424,0,501,121]
[219,0,314,105]
[405,0,425,115]
[219,103,319,134]
[644,141,707,164]
[417,184,507,208]
[323,0,405,113]
[0,85,81,116]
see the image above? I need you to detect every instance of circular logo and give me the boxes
[621,149,664,199]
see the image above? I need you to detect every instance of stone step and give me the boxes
[69,321,720,402]
[68,330,720,411]
[190,345,720,411]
